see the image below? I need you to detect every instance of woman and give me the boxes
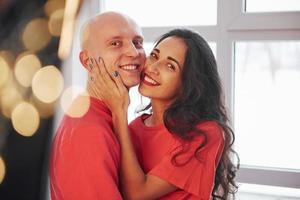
[90,29,239,200]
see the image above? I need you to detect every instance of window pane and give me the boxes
[234,41,300,170]
[208,42,217,58]
[103,0,217,26]
[144,42,155,55]
[246,0,300,12]
[238,183,300,199]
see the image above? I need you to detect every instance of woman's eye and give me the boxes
[150,52,158,59]
[111,41,121,46]
[167,63,176,71]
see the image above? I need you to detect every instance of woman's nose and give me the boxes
[145,59,159,75]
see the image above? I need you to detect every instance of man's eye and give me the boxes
[133,40,143,48]
[110,41,121,46]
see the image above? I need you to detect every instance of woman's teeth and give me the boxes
[144,75,159,85]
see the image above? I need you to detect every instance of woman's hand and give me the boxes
[88,57,130,115]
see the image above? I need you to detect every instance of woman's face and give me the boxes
[138,36,187,103]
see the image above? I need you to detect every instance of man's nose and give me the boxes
[124,42,139,57]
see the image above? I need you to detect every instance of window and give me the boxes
[103,0,217,26]
[234,41,300,170]
[246,0,300,12]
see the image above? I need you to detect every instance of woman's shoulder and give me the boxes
[128,114,149,135]
[129,113,164,130]
[194,120,224,142]
[129,114,145,129]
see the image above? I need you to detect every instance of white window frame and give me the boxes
[96,0,300,190]
[219,0,300,189]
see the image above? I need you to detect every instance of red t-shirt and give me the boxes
[129,114,224,200]
[50,96,122,200]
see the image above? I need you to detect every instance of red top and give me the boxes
[50,96,122,200]
[129,114,224,200]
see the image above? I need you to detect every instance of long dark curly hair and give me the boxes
[142,29,239,199]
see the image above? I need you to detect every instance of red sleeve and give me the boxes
[148,122,224,198]
[51,124,122,200]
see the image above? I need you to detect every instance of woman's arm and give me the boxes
[112,111,177,200]
[89,57,177,200]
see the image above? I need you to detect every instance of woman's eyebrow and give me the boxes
[167,56,181,69]
[153,48,160,53]
[153,48,181,68]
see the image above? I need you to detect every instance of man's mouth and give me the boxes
[119,64,139,71]
[141,73,160,86]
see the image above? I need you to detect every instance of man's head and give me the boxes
[80,12,146,88]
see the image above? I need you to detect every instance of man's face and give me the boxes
[85,19,146,88]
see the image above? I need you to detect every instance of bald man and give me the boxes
[49,12,146,200]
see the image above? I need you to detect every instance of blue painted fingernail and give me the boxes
[112,71,119,77]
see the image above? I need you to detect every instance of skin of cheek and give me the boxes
[139,78,182,101]
[159,69,182,100]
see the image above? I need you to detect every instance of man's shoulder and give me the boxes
[55,114,114,142]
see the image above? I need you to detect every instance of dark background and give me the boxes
[0,0,62,199]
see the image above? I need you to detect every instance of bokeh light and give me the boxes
[0,56,10,87]
[0,83,23,118]
[30,94,56,118]
[0,0,70,197]
[22,18,52,52]
[0,50,14,68]
[11,102,40,137]
[0,157,5,184]
[32,65,64,103]
[58,0,80,59]
[60,86,90,118]
[14,53,41,87]
[48,9,64,37]
[44,0,65,17]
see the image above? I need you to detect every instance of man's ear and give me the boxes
[79,51,90,71]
